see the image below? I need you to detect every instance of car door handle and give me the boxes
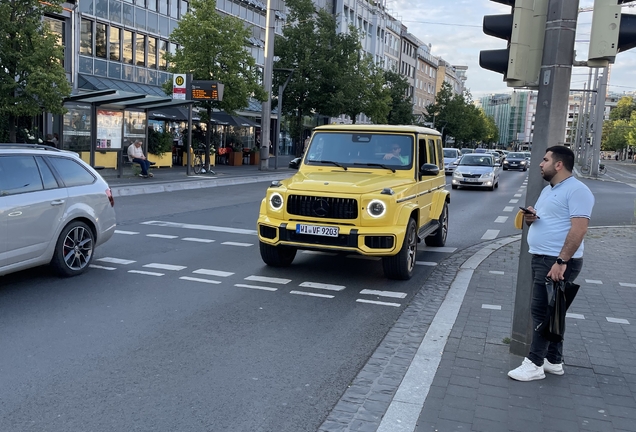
[50,200,65,206]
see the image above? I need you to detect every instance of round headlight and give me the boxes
[367,199,386,218]
[270,192,283,210]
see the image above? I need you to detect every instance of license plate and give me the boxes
[463,178,481,182]
[296,224,339,237]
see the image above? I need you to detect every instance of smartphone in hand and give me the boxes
[519,207,540,219]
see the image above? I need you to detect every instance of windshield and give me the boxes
[508,152,525,158]
[459,155,493,166]
[443,149,458,158]
[305,132,413,170]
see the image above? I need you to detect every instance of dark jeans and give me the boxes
[528,255,583,366]
[132,158,151,175]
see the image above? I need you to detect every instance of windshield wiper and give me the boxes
[319,160,347,170]
[353,163,395,173]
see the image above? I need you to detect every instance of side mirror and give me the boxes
[420,163,439,176]
[288,157,301,169]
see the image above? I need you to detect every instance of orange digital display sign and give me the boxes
[191,81,220,101]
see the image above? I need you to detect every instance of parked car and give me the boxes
[443,148,462,174]
[0,144,116,277]
[502,152,528,171]
[257,124,450,280]
[452,153,500,191]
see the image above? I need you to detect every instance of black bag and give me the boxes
[536,278,580,342]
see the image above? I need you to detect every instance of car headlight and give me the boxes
[269,192,284,210]
[367,199,386,218]
[453,171,462,177]
[481,172,494,178]
[520,160,527,164]
[503,160,509,164]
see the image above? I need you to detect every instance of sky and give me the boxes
[388,0,636,100]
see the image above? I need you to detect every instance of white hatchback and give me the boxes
[0,145,117,277]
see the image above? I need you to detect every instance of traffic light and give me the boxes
[588,0,636,67]
[479,0,548,87]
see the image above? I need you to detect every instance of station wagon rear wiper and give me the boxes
[353,163,395,173]
[319,160,347,170]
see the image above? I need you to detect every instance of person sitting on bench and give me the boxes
[127,140,154,178]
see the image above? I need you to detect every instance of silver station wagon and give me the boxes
[0,145,116,277]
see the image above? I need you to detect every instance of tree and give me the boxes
[165,0,267,168]
[0,0,71,142]
[384,70,414,125]
[609,96,635,121]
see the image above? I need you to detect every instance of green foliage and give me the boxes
[384,70,415,125]
[0,0,71,142]
[148,129,173,156]
[609,97,635,121]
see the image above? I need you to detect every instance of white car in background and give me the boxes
[452,153,500,191]
[443,148,462,174]
[0,144,117,277]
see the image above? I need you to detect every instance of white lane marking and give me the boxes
[147,234,179,239]
[494,216,508,223]
[143,263,186,271]
[481,229,499,240]
[509,199,519,203]
[360,289,407,299]
[128,270,164,276]
[221,241,253,247]
[606,317,630,325]
[347,255,381,261]
[245,275,291,284]
[566,313,585,319]
[182,237,215,243]
[290,291,334,299]
[585,279,603,284]
[377,235,518,432]
[356,299,401,307]
[89,264,116,270]
[415,261,438,266]
[299,282,345,292]
[421,246,457,253]
[514,194,522,197]
[482,304,501,310]
[619,282,636,287]
[142,220,257,235]
[98,257,136,265]
[489,270,505,275]
[114,230,139,235]
[234,284,277,292]
[301,250,338,256]
[503,206,514,212]
[193,269,234,277]
[179,276,222,284]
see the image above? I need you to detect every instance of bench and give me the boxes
[120,150,155,177]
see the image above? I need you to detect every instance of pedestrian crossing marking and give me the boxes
[180,276,222,284]
[98,257,135,265]
[356,299,401,307]
[194,269,234,277]
[290,291,334,299]
[360,289,407,299]
[245,275,291,284]
[299,282,345,292]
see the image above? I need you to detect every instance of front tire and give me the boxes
[382,218,417,280]
[425,202,448,247]
[259,241,297,267]
[51,221,95,277]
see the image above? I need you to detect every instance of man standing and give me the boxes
[127,140,154,178]
[508,146,594,382]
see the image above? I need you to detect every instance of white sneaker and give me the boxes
[543,359,564,375]
[508,358,546,381]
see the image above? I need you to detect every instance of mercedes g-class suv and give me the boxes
[257,125,449,280]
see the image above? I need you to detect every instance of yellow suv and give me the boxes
[257,124,449,280]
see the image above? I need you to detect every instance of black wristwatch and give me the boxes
[556,257,568,265]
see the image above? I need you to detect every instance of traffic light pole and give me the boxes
[591,67,608,177]
[510,0,580,357]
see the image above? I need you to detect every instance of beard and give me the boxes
[541,167,555,182]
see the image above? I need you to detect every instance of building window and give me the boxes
[135,34,146,66]
[180,0,188,17]
[123,30,133,64]
[110,27,121,61]
[123,3,134,26]
[159,15,169,36]
[158,39,167,70]
[148,0,156,11]
[108,61,122,79]
[80,19,93,56]
[170,0,178,17]
[158,0,168,15]
[135,0,145,7]
[95,0,108,19]
[147,12,158,33]
[136,7,147,30]
[109,0,121,23]
[80,0,94,15]
[96,23,107,58]
[148,37,157,68]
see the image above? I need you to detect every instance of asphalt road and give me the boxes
[1,168,633,432]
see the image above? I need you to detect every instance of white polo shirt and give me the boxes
[527,176,594,258]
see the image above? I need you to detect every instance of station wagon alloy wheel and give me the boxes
[52,221,95,276]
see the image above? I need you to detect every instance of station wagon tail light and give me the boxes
[106,189,114,207]
[367,199,386,218]
[270,192,283,210]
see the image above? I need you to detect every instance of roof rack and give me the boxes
[0,143,62,152]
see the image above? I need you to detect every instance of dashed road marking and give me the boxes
[182,237,215,243]
[143,263,187,271]
[494,216,508,223]
[606,317,630,324]
[114,230,139,235]
[481,304,501,310]
[585,279,603,284]
[128,270,164,276]
[360,289,407,299]
[245,275,291,284]
[98,257,135,265]
[509,199,519,204]
[147,234,179,239]
[503,206,514,212]
[193,269,234,277]
[416,261,438,266]
[299,282,345,292]
[619,282,636,287]
[566,313,585,319]
[290,291,334,299]
[89,264,116,270]
[234,284,277,292]
[142,220,256,235]
[481,229,499,240]
[180,276,222,284]
[221,241,253,247]
[356,299,401,307]
[489,270,504,275]
[514,194,522,197]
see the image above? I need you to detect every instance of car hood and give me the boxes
[455,165,493,175]
[444,157,459,164]
[286,171,414,194]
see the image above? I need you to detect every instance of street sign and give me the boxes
[173,74,187,100]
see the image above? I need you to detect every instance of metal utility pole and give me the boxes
[590,67,608,177]
[273,68,293,170]
[510,0,580,357]
[259,0,277,171]
[582,68,599,170]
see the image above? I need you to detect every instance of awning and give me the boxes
[209,111,259,127]
[148,107,200,121]
[78,74,167,97]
